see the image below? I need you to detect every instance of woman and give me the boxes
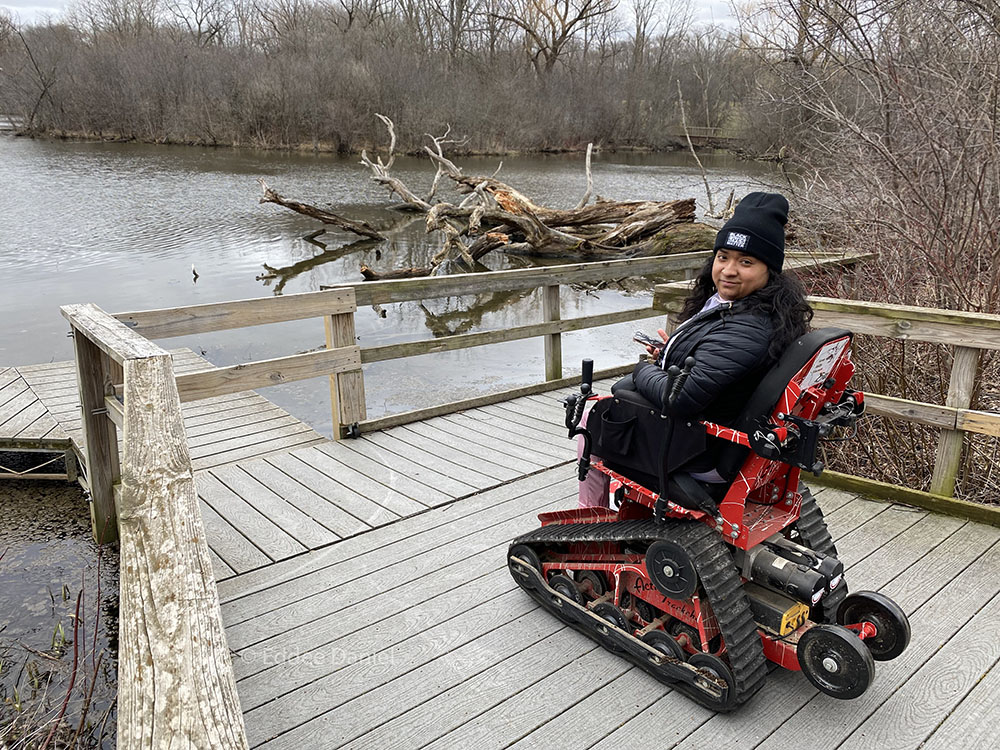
[579,191,813,507]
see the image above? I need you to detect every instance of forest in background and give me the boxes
[0,0,749,152]
[3,0,1000,499]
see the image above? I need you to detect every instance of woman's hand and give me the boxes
[645,329,668,357]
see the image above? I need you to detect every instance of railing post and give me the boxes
[325,289,366,439]
[543,284,562,380]
[930,345,979,496]
[71,327,121,544]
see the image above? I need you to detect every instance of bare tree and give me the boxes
[494,0,618,75]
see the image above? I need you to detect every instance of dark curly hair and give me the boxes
[678,257,814,362]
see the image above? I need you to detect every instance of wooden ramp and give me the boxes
[215,474,1000,750]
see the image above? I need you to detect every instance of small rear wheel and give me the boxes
[577,570,607,597]
[592,603,631,634]
[837,591,911,661]
[798,624,875,700]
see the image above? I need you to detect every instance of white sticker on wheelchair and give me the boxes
[800,340,848,391]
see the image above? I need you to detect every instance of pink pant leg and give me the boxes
[577,410,610,508]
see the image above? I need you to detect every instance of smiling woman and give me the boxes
[579,192,814,506]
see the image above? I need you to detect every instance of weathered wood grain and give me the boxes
[116,353,248,749]
[216,466,572,603]
[175,345,361,402]
[931,345,979,496]
[114,287,357,339]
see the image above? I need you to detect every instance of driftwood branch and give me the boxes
[261,115,714,281]
[258,180,386,240]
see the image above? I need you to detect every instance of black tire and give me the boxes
[798,624,875,699]
[837,591,911,661]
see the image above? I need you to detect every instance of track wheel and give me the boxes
[577,570,607,597]
[642,630,685,661]
[549,574,584,606]
[837,591,911,661]
[645,540,698,599]
[592,603,631,635]
[508,544,541,582]
[689,653,737,709]
[798,624,875,699]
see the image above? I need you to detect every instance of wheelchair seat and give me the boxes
[587,328,854,512]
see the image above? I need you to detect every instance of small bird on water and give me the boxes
[192,264,200,282]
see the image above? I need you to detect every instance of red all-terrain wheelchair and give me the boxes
[508,327,911,711]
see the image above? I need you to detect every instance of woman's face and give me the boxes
[712,249,770,301]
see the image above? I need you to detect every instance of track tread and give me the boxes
[510,519,768,709]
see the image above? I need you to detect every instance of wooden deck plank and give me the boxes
[588,690,715,748]
[311,441,451,508]
[186,418,318,453]
[224,489,570,652]
[502,668,669,750]
[221,482,572,647]
[755,533,1000,750]
[421,647,633,750]
[359,428,501,488]
[371,425,522,483]
[478,401,569,437]
[403,419,546,475]
[920,653,1000,750]
[199,500,272,574]
[293,445,430,517]
[184,407,299,441]
[210,548,238,580]
[1,400,50,437]
[0,387,35,426]
[440,412,574,462]
[13,411,66,441]
[822,496,890,541]
[412,414,555,469]
[216,466,571,602]
[250,609,564,749]
[209,465,340,550]
[262,452,397,530]
[324,436,480,499]
[197,472,306,562]
[237,457,369,539]
[840,590,1000,749]
[189,431,327,473]
[833,504,927,566]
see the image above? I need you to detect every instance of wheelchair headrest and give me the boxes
[734,327,853,431]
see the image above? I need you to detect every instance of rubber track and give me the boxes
[790,484,846,623]
[511,519,768,708]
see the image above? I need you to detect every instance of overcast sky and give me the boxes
[3,0,736,29]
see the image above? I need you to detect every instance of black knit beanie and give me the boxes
[713,192,789,272]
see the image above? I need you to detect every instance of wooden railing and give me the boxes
[61,304,250,750]
[654,282,1000,525]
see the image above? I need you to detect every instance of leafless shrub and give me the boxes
[742,1,1000,501]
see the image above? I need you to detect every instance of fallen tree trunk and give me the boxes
[260,115,715,280]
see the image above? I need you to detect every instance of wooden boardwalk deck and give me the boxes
[8,355,1000,747]
[215,471,1000,750]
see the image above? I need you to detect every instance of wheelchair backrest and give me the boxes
[717,327,855,479]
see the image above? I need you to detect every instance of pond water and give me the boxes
[0,135,775,435]
[0,136,771,744]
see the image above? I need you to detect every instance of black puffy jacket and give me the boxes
[631,296,774,423]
